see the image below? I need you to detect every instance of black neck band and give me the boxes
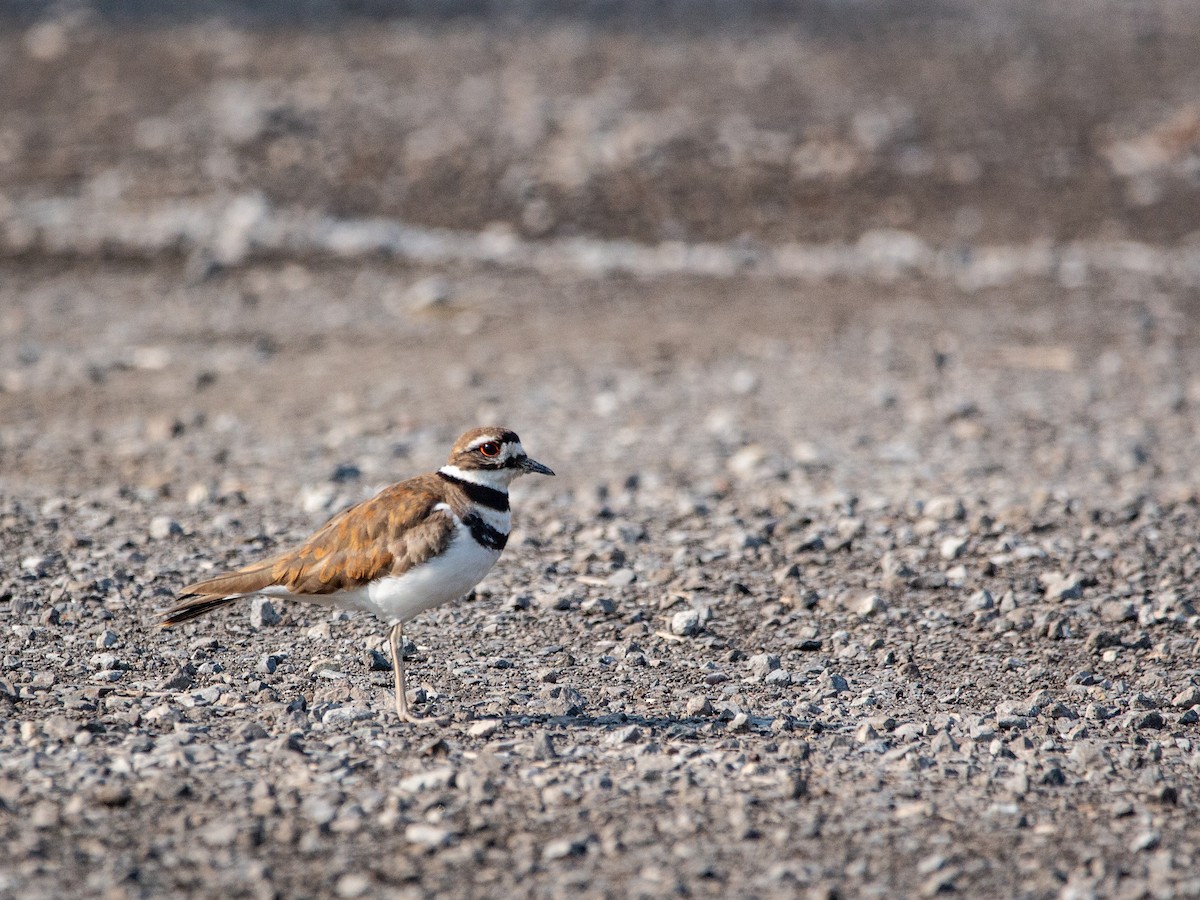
[438,470,509,511]
[462,512,509,551]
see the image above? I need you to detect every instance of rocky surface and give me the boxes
[2,6,1200,900]
[4,261,1200,899]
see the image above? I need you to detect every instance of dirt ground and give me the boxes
[2,6,1200,900]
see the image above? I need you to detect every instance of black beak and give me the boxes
[519,456,555,476]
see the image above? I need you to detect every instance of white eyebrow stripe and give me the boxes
[466,435,503,450]
[465,436,524,462]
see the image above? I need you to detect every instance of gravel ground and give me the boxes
[4,264,1200,899]
[3,8,1200,900]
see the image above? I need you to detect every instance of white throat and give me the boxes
[439,464,518,490]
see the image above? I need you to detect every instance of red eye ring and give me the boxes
[479,442,501,458]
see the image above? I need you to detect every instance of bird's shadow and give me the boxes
[484,710,817,736]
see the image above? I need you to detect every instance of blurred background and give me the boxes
[3,1,1199,246]
[2,0,1200,504]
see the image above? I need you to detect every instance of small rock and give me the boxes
[90,652,121,671]
[543,686,587,717]
[237,722,270,742]
[330,463,361,483]
[923,496,965,521]
[149,516,182,540]
[1086,629,1123,651]
[249,598,281,628]
[850,593,886,617]
[748,653,780,677]
[939,536,968,560]
[855,722,878,743]
[581,597,616,615]
[542,837,587,861]
[607,725,642,745]
[399,767,455,793]
[157,663,196,692]
[1134,711,1165,730]
[335,874,373,899]
[91,783,132,807]
[671,609,703,637]
[94,630,119,649]
[321,706,373,726]
[930,731,958,754]
[607,568,636,587]
[43,715,78,744]
[405,276,453,313]
[200,821,239,848]
[365,648,392,671]
[963,590,994,614]
[405,823,452,848]
[686,696,714,716]
[773,563,801,585]
[1099,601,1137,622]
[1171,686,1200,708]
[1041,572,1085,601]
[468,719,500,738]
[1040,767,1066,786]
[1131,831,1160,853]
[820,673,849,694]
[1042,702,1077,720]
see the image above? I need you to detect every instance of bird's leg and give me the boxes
[390,622,423,723]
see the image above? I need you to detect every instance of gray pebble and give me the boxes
[607,568,636,587]
[940,536,968,560]
[607,725,642,745]
[321,706,373,726]
[468,719,500,738]
[542,837,587,861]
[1041,572,1085,601]
[149,516,182,540]
[405,822,452,848]
[365,648,391,671]
[748,653,780,677]
[686,696,714,716]
[671,609,703,637]
[94,630,119,649]
[399,768,455,793]
[249,598,281,628]
[1171,686,1200,708]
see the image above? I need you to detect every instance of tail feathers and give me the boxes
[160,563,281,627]
[160,594,242,626]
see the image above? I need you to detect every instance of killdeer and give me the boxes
[160,427,554,722]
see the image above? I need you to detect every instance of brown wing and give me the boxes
[269,478,453,593]
[161,475,454,626]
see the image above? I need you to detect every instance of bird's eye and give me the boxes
[479,442,501,458]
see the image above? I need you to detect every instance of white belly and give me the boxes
[363,525,501,623]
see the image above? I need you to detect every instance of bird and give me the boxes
[160,426,554,722]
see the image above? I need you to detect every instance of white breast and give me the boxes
[362,517,502,624]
